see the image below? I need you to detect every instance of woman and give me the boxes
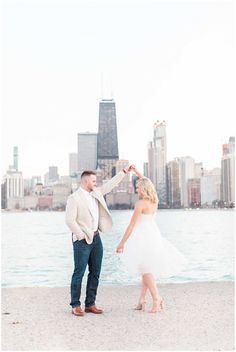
[116,166,187,313]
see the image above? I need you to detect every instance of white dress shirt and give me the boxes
[80,187,99,232]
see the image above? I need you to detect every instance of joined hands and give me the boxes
[123,164,140,175]
[124,164,143,179]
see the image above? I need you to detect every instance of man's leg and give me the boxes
[85,234,103,307]
[70,240,91,308]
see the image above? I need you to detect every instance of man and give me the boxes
[65,165,132,316]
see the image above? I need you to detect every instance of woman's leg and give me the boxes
[143,273,158,299]
[143,273,161,312]
[140,275,148,301]
[135,276,148,310]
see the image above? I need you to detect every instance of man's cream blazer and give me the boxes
[65,171,126,244]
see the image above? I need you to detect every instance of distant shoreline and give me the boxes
[2,207,235,213]
[2,279,235,289]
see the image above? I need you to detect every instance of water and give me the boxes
[1,210,234,287]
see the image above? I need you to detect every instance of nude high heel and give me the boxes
[150,297,164,313]
[160,297,165,310]
[134,299,146,311]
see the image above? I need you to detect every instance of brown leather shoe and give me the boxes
[85,305,103,314]
[72,306,84,316]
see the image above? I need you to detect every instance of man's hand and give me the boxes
[123,165,132,174]
[129,165,143,179]
[129,164,136,172]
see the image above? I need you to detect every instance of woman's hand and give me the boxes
[131,165,143,179]
[129,164,136,173]
[116,242,124,253]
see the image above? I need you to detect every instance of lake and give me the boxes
[1,209,234,287]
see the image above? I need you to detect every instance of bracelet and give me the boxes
[123,168,128,174]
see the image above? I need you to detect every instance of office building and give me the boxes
[44,166,59,186]
[177,156,195,207]
[221,136,235,205]
[2,147,24,209]
[167,159,181,208]
[187,178,201,207]
[143,162,149,178]
[148,121,167,205]
[78,133,97,172]
[201,168,221,205]
[13,146,18,171]
[69,153,78,176]
[3,169,24,209]
[97,99,119,179]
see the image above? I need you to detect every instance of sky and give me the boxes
[1,0,235,179]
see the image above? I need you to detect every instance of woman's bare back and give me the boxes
[138,199,158,215]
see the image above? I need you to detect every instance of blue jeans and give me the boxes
[70,233,103,308]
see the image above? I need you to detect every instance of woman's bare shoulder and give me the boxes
[135,199,158,210]
[134,199,146,208]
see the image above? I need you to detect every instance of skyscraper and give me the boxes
[143,162,149,178]
[229,136,235,154]
[49,166,59,183]
[69,153,78,176]
[3,170,24,209]
[13,146,18,171]
[78,133,97,172]
[148,121,167,205]
[97,99,119,179]
[167,159,181,208]
[177,156,195,207]
[44,166,59,185]
[194,162,204,178]
[2,146,23,209]
[221,136,235,205]
[200,168,221,205]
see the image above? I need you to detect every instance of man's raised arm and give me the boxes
[98,165,131,196]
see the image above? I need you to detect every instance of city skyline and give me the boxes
[2,100,234,179]
[2,134,234,210]
[3,127,233,181]
[2,0,235,178]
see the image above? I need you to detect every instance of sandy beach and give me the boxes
[1,282,234,351]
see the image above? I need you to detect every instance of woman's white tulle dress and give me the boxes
[121,213,187,278]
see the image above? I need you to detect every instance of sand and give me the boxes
[1,282,234,351]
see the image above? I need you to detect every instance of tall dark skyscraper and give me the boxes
[97,99,119,179]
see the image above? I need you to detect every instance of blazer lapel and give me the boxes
[77,189,95,219]
[91,189,110,214]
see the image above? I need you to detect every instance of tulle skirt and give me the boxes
[120,214,187,278]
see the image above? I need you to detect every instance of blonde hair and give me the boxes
[138,177,158,204]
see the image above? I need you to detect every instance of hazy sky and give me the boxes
[1,0,235,179]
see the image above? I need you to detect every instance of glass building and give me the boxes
[97,99,119,179]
